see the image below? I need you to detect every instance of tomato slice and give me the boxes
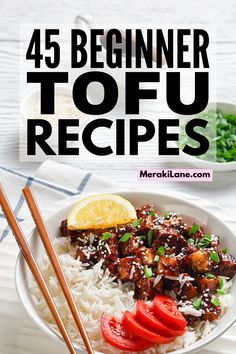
[122,311,176,344]
[101,313,153,352]
[135,300,186,337]
[153,295,187,330]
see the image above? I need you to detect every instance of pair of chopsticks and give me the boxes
[0,185,94,354]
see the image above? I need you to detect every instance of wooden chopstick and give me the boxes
[0,185,77,354]
[23,187,94,354]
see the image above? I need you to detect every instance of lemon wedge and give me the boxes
[67,194,137,230]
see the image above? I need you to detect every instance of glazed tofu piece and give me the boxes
[215,252,236,278]
[107,235,119,262]
[154,228,188,255]
[118,257,142,282]
[209,234,220,250]
[61,219,84,243]
[196,276,220,294]
[103,236,119,270]
[163,278,180,295]
[188,251,212,273]
[157,255,179,276]
[201,294,221,321]
[186,225,204,240]
[180,282,198,300]
[135,247,156,266]
[164,275,197,300]
[136,204,157,228]
[75,247,88,263]
[61,219,72,237]
[106,261,119,276]
[162,213,185,231]
[183,315,199,326]
[134,277,163,300]
[119,236,142,257]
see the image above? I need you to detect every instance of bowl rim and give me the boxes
[15,189,236,354]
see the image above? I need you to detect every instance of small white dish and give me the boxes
[15,190,236,354]
[177,102,236,172]
[20,86,89,146]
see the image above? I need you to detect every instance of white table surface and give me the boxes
[0,1,236,353]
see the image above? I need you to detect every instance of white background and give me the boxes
[1,0,236,215]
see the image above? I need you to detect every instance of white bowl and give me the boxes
[15,190,236,354]
[177,102,236,172]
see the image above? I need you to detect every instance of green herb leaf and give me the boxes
[150,210,157,218]
[139,235,146,241]
[148,230,153,246]
[211,298,220,307]
[154,255,160,263]
[163,212,171,218]
[102,232,112,240]
[189,224,200,235]
[193,297,202,310]
[210,251,220,264]
[188,238,195,245]
[198,234,212,249]
[217,289,225,295]
[144,266,153,279]
[119,232,132,243]
[219,276,224,289]
[157,246,166,256]
[132,218,142,228]
[222,247,228,254]
[205,273,215,279]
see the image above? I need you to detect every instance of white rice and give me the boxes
[30,238,233,354]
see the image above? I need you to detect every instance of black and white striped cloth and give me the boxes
[0,160,115,243]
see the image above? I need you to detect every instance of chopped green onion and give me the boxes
[139,235,146,241]
[222,247,228,254]
[217,289,225,295]
[163,212,171,218]
[132,218,142,228]
[144,266,153,279]
[189,224,200,235]
[119,233,132,243]
[148,230,153,246]
[178,110,236,163]
[157,246,166,256]
[154,255,160,263]
[211,298,220,307]
[193,297,202,310]
[188,238,195,245]
[219,276,224,289]
[210,251,220,264]
[102,232,112,240]
[150,210,157,218]
[198,234,212,249]
[205,273,215,279]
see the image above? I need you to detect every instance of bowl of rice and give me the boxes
[15,190,236,354]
